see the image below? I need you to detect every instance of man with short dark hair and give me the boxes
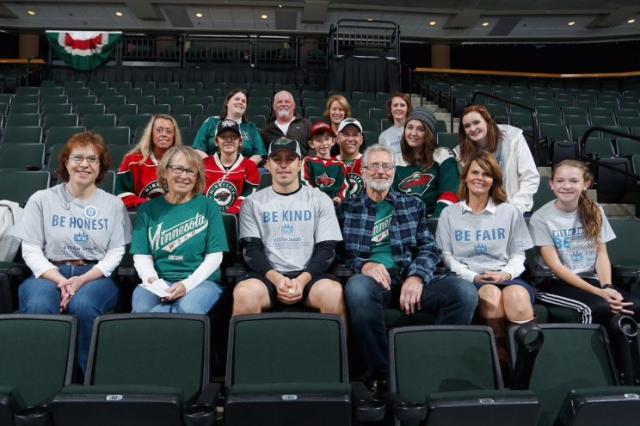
[233,137,344,317]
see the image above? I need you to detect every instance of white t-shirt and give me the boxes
[12,184,131,261]
[239,185,343,272]
[529,200,615,275]
[378,126,403,154]
[437,199,532,281]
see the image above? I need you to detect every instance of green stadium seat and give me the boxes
[617,138,640,156]
[51,314,218,426]
[179,127,198,146]
[108,145,132,170]
[0,315,76,426]
[12,94,39,104]
[66,87,90,97]
[584,138,615,157]
[437,132,459,150]
[508,324,640,426]
[135,81,157,91]
[10,103,39,114]
[108,103,138,117]
[46,126,86,148]
[41,103,72,115]
[0,170,50,205]
[224,313,382,426]
[140,104,171,114]
[97,170,116,193]
[75,103,106,116]
[185,96,214,107]
[118,114,153,129]
[5,113,40,127]
[69,95,97,105]
[128,95,156,106]
[82,113,116,128]
[100,95,126,105]
[388,326,539,426]
[143,88,168,98]
[43,113,79,129]
[156,95,184,106]
[1,125,42,144]
[39,86,65,96]
[172,104,204,118]
[92,126,131,145]
[172,114,191,129]
[0,143,45,170]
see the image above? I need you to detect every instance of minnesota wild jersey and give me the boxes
[203,153,260,214]
[301,156,348,201]
[336,154,365,199]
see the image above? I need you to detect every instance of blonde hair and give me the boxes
[128,114,183,163]
[323,95,352,121]
[552,160,602,242]
[458,151,508,204]
[157,146,205,197]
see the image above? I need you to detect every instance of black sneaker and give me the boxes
[366,378,388,400]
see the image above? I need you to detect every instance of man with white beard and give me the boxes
[338,144,478,393]
[261,90,311,154]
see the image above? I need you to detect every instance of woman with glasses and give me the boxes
[392,107,460,217]
[13,132,131,373]
[193,89,266,165]
[130,145,228,314]
[115,114,183,209]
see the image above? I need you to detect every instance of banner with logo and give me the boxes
[46,31,122,71]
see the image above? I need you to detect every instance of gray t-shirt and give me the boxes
[529,200,615,275]
[437,200,532,273]
[378,126,404,154]
[12,184,131,260]
[239,185,343,272]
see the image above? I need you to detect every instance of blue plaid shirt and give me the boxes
[338,190,441,284]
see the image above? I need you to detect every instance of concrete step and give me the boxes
[602,203,636,217]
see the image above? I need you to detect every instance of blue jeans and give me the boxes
[132,280,223,314]
[345,273,478,379]
[19,265,119,373]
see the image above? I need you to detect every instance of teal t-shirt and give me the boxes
[368,200,396,270]
[131,194,228,282]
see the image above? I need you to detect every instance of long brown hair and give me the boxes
[400,119,436,169]
[220,89,249,121]
[552,160,602,242]
[458,104,501,165]
[458,151,508,204]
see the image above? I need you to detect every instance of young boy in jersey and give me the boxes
[301,121,348,205]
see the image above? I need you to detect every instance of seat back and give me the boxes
[0,315,75,407]
[389,326,501,404]
[86,314,209,403]
[226,313,347,387]
[512,324,617,426]
[0,144,45,170]
[0,170,51,206]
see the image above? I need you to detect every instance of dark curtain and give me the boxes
[328,56,400,93]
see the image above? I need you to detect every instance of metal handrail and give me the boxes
[579,127,640,180]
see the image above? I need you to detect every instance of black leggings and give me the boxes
[536,278,640,325]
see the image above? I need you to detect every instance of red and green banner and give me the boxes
[46,31,122,71]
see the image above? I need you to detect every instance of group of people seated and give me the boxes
[10,89,640,387]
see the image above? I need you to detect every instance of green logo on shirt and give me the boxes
[397,172,434,197]
[206,181,237,212]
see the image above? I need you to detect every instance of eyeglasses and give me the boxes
[69,154,100,165]
[363,163,394,171]
[167,165,197,177]
[154,126,175,135]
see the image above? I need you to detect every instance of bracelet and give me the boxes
[601,284,613,289]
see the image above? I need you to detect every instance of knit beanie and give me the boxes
[406,107,437,134]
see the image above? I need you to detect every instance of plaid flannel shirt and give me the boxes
[338,189,441,284]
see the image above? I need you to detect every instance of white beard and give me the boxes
[366,179,392,192]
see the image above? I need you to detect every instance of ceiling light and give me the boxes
[429,21,437,26]
[278,4,283,7]
[195,12,203,18]
[115,11,123,17]
[27,10,36,16]
[260,14,268,20]
[628,18,636,24]
[567,21,576,26]
[482,21,490,27]
[367,18,374,22]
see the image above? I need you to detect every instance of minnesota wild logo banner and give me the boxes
[46,31,122,71]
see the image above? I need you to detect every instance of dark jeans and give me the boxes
[345,272,478,379]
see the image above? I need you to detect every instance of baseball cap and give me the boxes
[217,119,241,136]
[268,137,302,158]
[310,121,336,138]
[337,117,363,134]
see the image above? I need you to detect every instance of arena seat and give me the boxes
[92,126,131,146]
[388,325,539,426]
[41,103,72,115]
[508,324,640,426]
[0,315,76,426]
[46,126,87,148]
[9,103,39,114]
[51,314,217,426]
[43,112,79,129]
[0,144,45,170]
[74,103,106,116]
[82,113,116,128]
[1,125,42,144]
[108,103,138,117]
[224,313,383,426]
[5,113,40,127]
